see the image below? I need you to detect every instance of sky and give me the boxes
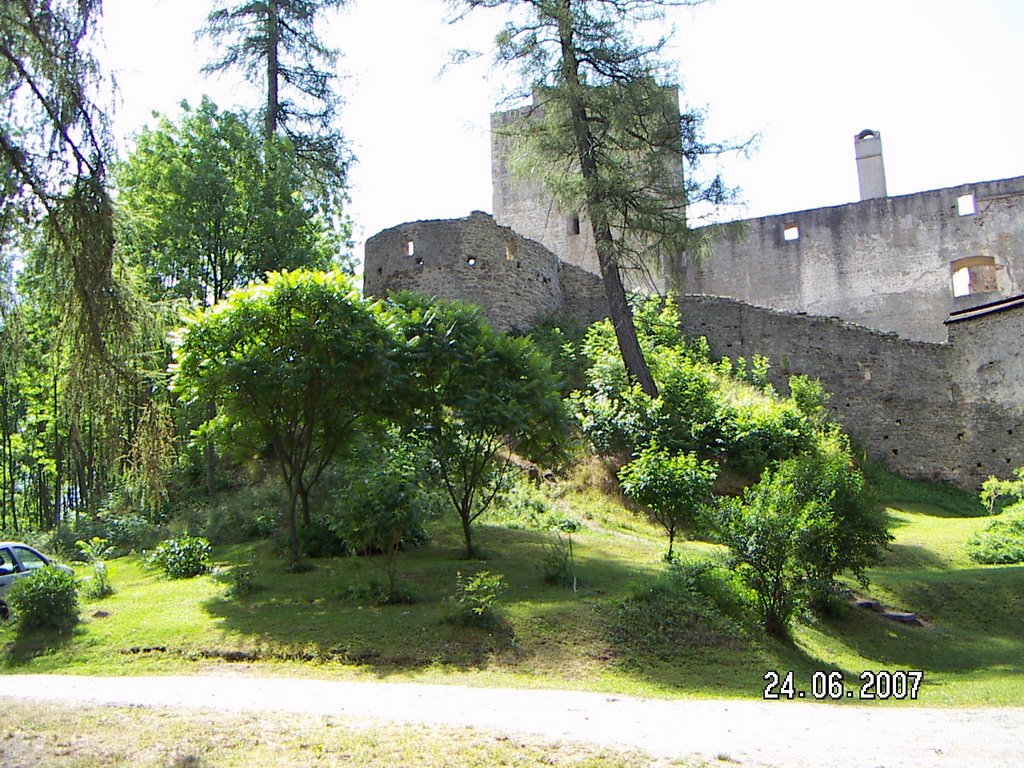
[98,0,1024,267]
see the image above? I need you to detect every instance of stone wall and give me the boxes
[491,108,601,276]
[675,295,1024,487]
[682,176,1024,343]
[363,212,1024,488]
[363,212,564,332]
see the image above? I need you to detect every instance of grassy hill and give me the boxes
[2,468,1022,707]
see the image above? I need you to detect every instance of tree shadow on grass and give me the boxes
[0,623,82,668]
[198,524,656,678]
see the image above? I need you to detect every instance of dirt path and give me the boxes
[3,674,1023,767]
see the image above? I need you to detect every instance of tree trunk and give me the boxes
[205,400,216,497]
[460,508,474,559]
[265,0,280,143]
[555,0,658,397]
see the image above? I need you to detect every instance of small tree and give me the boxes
[711,434,890,637]
[618,443,717,560]
[171,270,395,563]
[712,486,814,639]
[386,292,568,557]
[331,437,439,603]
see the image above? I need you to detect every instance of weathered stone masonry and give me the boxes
[364,212,564,332]
[365,119,1024,488]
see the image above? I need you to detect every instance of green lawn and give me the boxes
[2,479,1022,707]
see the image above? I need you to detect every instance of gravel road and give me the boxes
[3,674,1023,767]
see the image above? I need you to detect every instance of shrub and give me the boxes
[709,435,890,637]
[77,537,115,599]
[492,481,583,533]
[6,566,79,632]
[227,561,260,597]
[969,510,1024,564]
[148,536,213,579]
[604,562,745,657]
[446,570,505,624]
[330,440,439,603]
[298,518,349,559]
[541,532,577,589]
[104,513,164,553]
[202,482,282,545]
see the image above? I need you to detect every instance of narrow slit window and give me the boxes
[406,240,415,256]
[783,223,799,241]
[506,240,517,261]
[566,215,581,236]
[957,194,976,216]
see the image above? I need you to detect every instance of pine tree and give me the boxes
[198,0,351,207]
[452,0,742,396]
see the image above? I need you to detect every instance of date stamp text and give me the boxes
[762,670,923,700]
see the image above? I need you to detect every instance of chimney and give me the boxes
[854,129,887,200]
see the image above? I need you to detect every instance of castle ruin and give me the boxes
[364,117,1024,489]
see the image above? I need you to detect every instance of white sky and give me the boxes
[98,0,1024,267]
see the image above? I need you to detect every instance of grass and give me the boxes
[0,701,701,768]
[1,469,1022,707]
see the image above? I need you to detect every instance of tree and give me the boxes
[117,97,342,306]
[710,432,890,637]
[170,270,395,563]
[618,443,717,561]
[0,0,135,368]
[452,0,741,397]
[331,436,440,603]
[386,292,568,558]
[198,0,351,207]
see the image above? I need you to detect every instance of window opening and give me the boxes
[506,240,517,261]
[783,223,799,241]
[950,256,997,297]
[957,194,976,216]
[566,215,581,236]
[467,256,477,267]
[406,240,415,256]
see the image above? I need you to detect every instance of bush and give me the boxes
[492,481,583,533]
[202,482,282,545]
[541,532,577,588]
[148,536,213,579]
[77,537,115,599]
[445,570,505,624]
[603,562,745,657]
[969,510,1024,564]
[227,561,260,597]
[618,444,717,560]
[6,566,79,632]
[298,518,349,559]
[709,435,890,637]
[569,296,820,478]
[105,513,164,553]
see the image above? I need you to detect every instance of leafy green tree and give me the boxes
[331,436,440,603]
[198,0,351,207]
[712,479,814,638]
[117,97,342,306]
[171,270,395,563]
[452,0,741,397]
[386,292,568,558]
[711,432,889,637]
[618,444,717,560]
